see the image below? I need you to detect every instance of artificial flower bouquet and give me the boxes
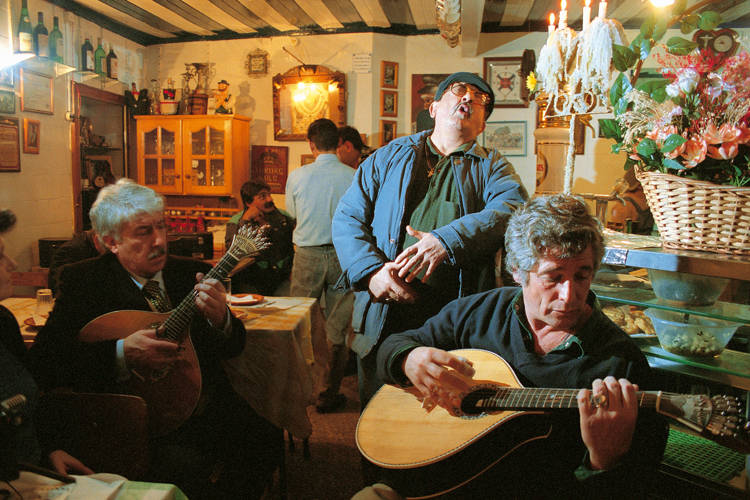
[599,8,750,187]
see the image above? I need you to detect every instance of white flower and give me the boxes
[677,69,700,94]
[666,82,681,98]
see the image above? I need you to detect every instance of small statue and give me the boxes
[213,79,236,114]
[125,82,150,115]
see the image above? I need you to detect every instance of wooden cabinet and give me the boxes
[135,115,251,201]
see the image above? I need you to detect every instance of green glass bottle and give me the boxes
[49,16,64,64]
[33,12,49,58]
[94,37,106,76]
[16,0,33,54]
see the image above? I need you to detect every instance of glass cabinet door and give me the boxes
[138,120,182,195]
[184,119,228,195]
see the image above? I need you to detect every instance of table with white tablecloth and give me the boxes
[222,296,329,439]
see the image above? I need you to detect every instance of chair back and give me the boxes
[36,392,151,480]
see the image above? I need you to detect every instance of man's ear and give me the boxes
[429,99,438,119]
[512,269,522,285]
[102,235,119,255]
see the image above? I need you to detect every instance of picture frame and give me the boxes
[245,48,270,79]
[411,74,451,133]
[0,67,13,88]
[0,90,14,114]
[0,116,21,172]
[251,145,289,194]
[272,65,346,141]
[380,90,397,117]
[483,121,527,157]
[301,154,314,166]
[20,69,53,115]
[23,118,40,154]
[483,57,529,108]
[381,61,398,88]
[380,120,396,146]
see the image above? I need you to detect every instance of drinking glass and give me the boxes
[36,289,54,317]
[221,278,232,305]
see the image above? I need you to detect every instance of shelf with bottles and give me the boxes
[166,206,237,226]
[17,56,75,77]
[15,2,73,77]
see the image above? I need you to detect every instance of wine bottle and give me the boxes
[94,37,106,76]
[33,12,49,58]
[106,43,118,79]
[16,0,33,54]
[49,16,64,64]
[81,37,94,72]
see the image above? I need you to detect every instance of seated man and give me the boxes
[225,180,295,296]
[0,209,93,478]
[361,194,668,499]
[30,180,282,500]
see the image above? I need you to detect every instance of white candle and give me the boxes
[598,0,607,19]
[559,0,568,29]
[549,13,556,34]
[583,0,591,30]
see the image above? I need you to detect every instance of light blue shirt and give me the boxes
[285,153,355,247]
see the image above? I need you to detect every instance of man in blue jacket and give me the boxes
[332,72,529,411]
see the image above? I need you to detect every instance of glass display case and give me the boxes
[135,115,251,201]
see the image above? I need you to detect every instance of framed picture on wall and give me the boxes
[380,90,397,117]
[0,90,14,114]
[23,118,40,154]
[483,57,529,108]
[380,120,396,146]
[411,74,451,134]
[301,154,314,166]
[20,69,53,115]
[251,145,288,194]
[381,61,398,88]
[484,121,526,156]
[0,116,21,172]
[0,67,13,88]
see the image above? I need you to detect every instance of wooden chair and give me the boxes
[35,392,151,481]
[11,269,49,289]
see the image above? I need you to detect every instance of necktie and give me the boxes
[143,280,171,313]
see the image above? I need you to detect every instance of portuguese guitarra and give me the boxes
[79,225,269,437]
[356,349,750,498]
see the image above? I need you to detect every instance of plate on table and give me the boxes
[24,314,47,328]
[229,294,264,306]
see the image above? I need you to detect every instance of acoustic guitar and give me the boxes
[357,349,750,498]
[78,225,269,437]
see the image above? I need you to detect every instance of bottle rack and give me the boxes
[165,206,236,233]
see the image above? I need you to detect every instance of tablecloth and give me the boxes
[222,297,329,438]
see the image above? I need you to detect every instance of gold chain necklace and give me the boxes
[425,142,441,178]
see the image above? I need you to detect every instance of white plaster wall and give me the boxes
[2,0,144,282]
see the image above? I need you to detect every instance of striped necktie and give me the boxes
[143,279,171,313]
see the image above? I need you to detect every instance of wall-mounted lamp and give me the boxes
[272,64,347,141]
[650,0,675,7]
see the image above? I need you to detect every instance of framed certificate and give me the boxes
[20,69,53,115]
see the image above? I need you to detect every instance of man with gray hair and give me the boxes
[362,194,668,499]
[31,179,282,500]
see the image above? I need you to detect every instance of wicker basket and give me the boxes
[635,167,750,255]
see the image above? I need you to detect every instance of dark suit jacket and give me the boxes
[30,252,246,396]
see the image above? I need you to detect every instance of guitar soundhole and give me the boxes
[461,388,498,417]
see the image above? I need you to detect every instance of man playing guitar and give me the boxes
[31,179,282,500]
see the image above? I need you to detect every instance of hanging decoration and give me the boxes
[436,0,461,48]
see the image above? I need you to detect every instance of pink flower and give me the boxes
[704,123,741,145]
[707,142,739,160]
[681,135,707,168]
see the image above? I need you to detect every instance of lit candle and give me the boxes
[559,0,568,29]
[598,0,607,19]
[582,0,591,30]
[549,13,556,34]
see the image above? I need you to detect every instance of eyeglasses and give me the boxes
[448,83,491,106]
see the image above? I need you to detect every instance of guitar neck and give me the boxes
[159,249,242,342]
[465,386,665,413]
